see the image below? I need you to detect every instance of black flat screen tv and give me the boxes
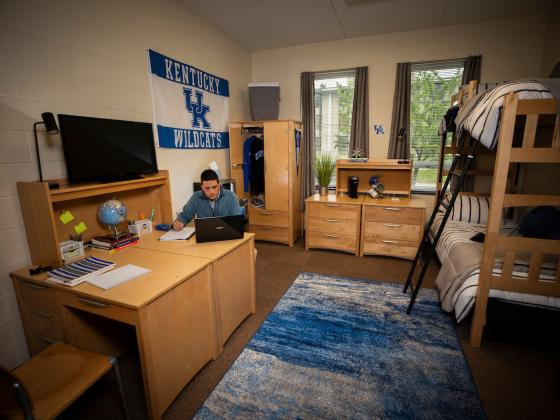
[58,114,159,184]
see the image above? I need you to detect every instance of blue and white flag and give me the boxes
[148,49,230,150]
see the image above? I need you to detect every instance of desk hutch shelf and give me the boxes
[336,159,412,197]
[17,171,173,267]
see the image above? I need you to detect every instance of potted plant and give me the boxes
[314,154,336,196]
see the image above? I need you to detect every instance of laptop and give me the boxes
[194,215,245,243]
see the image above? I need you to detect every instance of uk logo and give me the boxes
[183,88,211,129]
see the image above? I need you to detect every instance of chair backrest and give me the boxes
[0,365,34,420]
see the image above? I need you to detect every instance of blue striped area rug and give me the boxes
[195,272,485,419]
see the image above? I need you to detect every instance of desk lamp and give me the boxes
[33,112,60,189]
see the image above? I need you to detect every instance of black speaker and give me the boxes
[348,176,359,198]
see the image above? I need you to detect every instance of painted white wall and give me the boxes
[252,16,548,159]
[0,0,251,369]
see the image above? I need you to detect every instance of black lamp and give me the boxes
[33,112,60,189]
[397,127,409,164]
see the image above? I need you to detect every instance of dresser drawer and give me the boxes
[18,279,59,313]
[362,238,417,259]
[306,231,356,253]
[364,206,422,224]
[248,225,290,243]
[57,291,137,325]
[22,305,64,339]
[308,216,358,235]
[364,221,420,242]
[307,202,359,220]
[249,209,289,227]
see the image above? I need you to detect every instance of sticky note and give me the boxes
[74,222,88,234]
[59,210,74,224]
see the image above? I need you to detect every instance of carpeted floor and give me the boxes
[163,239,560,420]
[195,272,484,419]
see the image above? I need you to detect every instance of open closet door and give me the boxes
[263,121,290,211]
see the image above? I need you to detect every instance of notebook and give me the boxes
[87,264,151,290]
[194,215,244,243]
[47,256,116,287]
[159,227,195,241]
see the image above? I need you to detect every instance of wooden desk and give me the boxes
[135,232,257,349]
[11,236,255,419]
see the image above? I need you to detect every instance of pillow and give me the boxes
[439,194,490,225]
[519,206,560,240]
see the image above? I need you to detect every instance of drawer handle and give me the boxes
[260,212,272,216]
[77,297,110,308]
[323,204,342,207]
[29,307,54,318]
[22,281,48,291]
[34,334,57,344]
[232,163,244,167]
[255,226,273,230]
[323,234,339,238]
[383,207,402,211]
[383,223,401,228]
[382,240,399,244]
[323,218,341,223]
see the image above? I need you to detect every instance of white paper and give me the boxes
[87,264,151,290]
[159,227,195,241]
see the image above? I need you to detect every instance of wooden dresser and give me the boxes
[360,197,425,259]
[305,194,364,255]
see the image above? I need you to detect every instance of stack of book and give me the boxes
[90,233,140,252]
[47,256,116,287]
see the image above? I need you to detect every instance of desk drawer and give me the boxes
[364,206,422,224]
[306,231,356,253]
[57,291,137,325]
[18,279,59,313]
[364,221,420,242]
[307,202,359,220]
[26,330,59,355]
[248,225,290,243]
[249,209,289,227]
[308,216,357,235]
[362,238,417,259]
[22,305,64,340]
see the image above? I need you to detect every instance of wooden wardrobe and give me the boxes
[229,120,303,246]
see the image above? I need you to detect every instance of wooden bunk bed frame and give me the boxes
[469,92,560,346]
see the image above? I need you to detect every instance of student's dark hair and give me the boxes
[201,169,219,182]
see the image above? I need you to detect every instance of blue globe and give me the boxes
[98,199,127,230]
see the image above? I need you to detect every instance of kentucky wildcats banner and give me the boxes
[148,49,229,149]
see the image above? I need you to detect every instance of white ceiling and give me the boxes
[181,0,558,51]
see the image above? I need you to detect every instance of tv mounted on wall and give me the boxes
[58,114,159,184]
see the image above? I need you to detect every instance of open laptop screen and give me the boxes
[194,215,244,243]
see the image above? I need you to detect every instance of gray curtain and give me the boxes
[300,72,315,209]
[387,62,411,159]
[349,66,369,158]
[462,55,482,85]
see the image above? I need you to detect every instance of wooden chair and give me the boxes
[0,342,129,420]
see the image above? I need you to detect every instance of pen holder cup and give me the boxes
[128,219,152,236]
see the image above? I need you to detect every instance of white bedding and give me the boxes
[457,80,553,150]
[431,213,560,321]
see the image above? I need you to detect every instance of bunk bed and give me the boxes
[432,79,560,347]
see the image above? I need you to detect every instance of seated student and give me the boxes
[172,169,241,231]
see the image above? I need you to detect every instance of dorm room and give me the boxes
[2,1,560,419]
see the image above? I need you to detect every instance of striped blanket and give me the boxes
[456,80,554,150]
[431,213,560,321]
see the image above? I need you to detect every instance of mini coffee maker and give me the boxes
[348,176,359,198]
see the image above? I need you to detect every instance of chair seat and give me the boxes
[12,343,112,420]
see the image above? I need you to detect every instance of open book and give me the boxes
[47,256,116,287]
[159,227,195,241]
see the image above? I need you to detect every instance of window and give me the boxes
[314,71,355,160]
[409,61,464,192]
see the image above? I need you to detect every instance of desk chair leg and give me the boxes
[12,383,34,420]
[109,356,130,420]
